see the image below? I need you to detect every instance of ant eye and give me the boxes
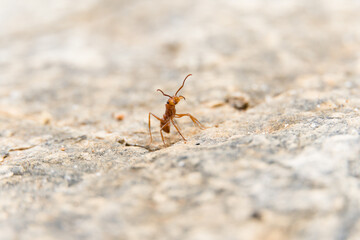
[167,101,169,104]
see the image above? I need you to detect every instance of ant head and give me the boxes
[157,89,186,106]
[156,74,192,105]
[167,95,186,106]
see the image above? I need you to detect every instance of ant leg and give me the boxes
[159,120,171,145]
[175,113,206,130]
[171,118,187,142]
[149,112,162,144]
[160,130,165,145]
[173,119,182,131]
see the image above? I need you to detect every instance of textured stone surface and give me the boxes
[1,0,360,239]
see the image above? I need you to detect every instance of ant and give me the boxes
[148,74,206,145]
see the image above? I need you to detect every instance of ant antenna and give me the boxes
[175,74,192,96]
[157,89,171,98]
[179,95,186,100]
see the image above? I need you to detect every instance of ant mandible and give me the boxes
[148,74,206,145]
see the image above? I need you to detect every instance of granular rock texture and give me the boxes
[1,0,360,239]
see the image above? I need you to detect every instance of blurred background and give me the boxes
[1,0,359,131]
[1,0,360,239]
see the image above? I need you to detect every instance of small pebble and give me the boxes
[225,92,250,110]
[115,114,125,121]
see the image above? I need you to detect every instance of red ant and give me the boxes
[148,74,206,145]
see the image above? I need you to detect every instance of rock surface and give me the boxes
[1,0,360,239]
